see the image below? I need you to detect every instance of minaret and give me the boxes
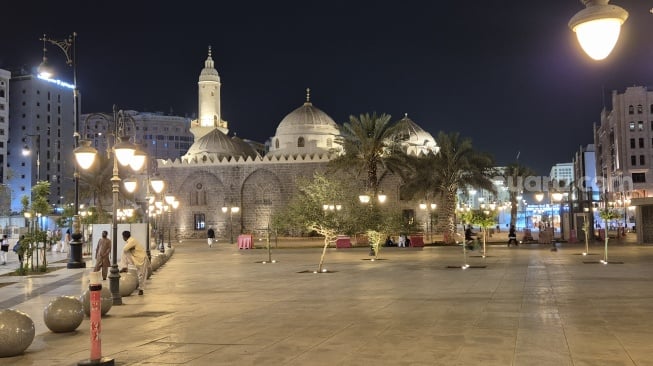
[192,46,228,139]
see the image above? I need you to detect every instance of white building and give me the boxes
[549,162,574,187]
[158,48,440,239]
[594,86,653,242]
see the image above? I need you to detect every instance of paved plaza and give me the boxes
[2,236,653,365]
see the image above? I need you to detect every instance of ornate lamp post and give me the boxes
[38,32,86,269]
[164,193,176,248]
[74,106,144,305]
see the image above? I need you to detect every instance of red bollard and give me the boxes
[78,272,114,366]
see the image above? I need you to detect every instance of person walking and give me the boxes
[13,235,25,266]
[0,234,8,264]
[94,231,112,280]
[207,227,215,248]
[508,225,518,247]
[119,230,150,295]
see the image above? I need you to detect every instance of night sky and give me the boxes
[2,1,652,175]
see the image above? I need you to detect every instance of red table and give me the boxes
[409,235,424,247]
[336,236,351,248]
[238,234,253,249]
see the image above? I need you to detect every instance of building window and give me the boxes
[275,139,279,149]
[638,104,643,114]
[297,137,305,148]
[638,121,644,131]
[639,138,644,148]
[632,172,646,183]
[630,122,635,131]
[631,156,636,166]
[194,214,205,230]
[630,138,635,148]
[640,155,645,165]
[326,138,332,148]
[629,105,634,114]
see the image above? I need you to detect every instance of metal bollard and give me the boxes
[78,271,114,366]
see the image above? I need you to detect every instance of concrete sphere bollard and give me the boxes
[119,271,139,296]
[151,255,162,271]
[43,295,84,333]
[80,286,113,317]
[0,309,35,357]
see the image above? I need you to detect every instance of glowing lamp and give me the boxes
[569,0,628,60]
[73,140,98,170]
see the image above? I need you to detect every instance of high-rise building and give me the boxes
[80,110,193,164]
[594,86,653,242]
[594,86,653,200]
[8,72,75,213]
[0,69,10,214]
[549,162,574,187]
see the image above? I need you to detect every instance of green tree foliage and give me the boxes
[329,112,409,195]
[403,132,495,244]
[78,153,112,223]
[20,181,53,273]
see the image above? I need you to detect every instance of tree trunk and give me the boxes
[436,189,457,244]
[510,192,517,227]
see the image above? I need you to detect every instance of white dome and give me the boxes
[394,114,439,156]
[183,129,255,162]
[268,90,340,157]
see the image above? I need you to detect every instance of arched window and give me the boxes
[637,104,643,114]
[628,105,634,115]
[297,137,305,148]
[275,138,279,149]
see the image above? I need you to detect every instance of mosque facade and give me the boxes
[157,48,439,240]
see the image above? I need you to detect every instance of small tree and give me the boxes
[599,208,620,263]
[273,172,354,272]
[21,181,52,273]
[461,209,497,257]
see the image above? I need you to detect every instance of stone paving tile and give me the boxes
[4,240,653,365]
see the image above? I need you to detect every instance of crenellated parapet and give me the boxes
[158,152,336,167]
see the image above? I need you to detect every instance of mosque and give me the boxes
[158,47,439,240]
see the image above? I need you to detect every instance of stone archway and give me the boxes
[177,170,226,238]
[241,169,283,236]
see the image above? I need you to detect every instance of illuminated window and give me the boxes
[629,122,635,131]
[637,104,643,114]
[638,121,644,131]
[194,214,205,230]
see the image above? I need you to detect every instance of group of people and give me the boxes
[94,230,150,296]
[383,235,411,247]
[464,224,518,248]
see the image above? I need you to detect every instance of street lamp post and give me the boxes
[419,202,437,244]
[22,134,41,183]
[164,194,176,248]
[74,106,144,305]
[124,167,163,260]
[39,32,85,269]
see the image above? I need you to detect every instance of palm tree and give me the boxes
[402,131,495,244]
[502,162,536,227]
[78,153,112,223]
[329,112,408,195]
